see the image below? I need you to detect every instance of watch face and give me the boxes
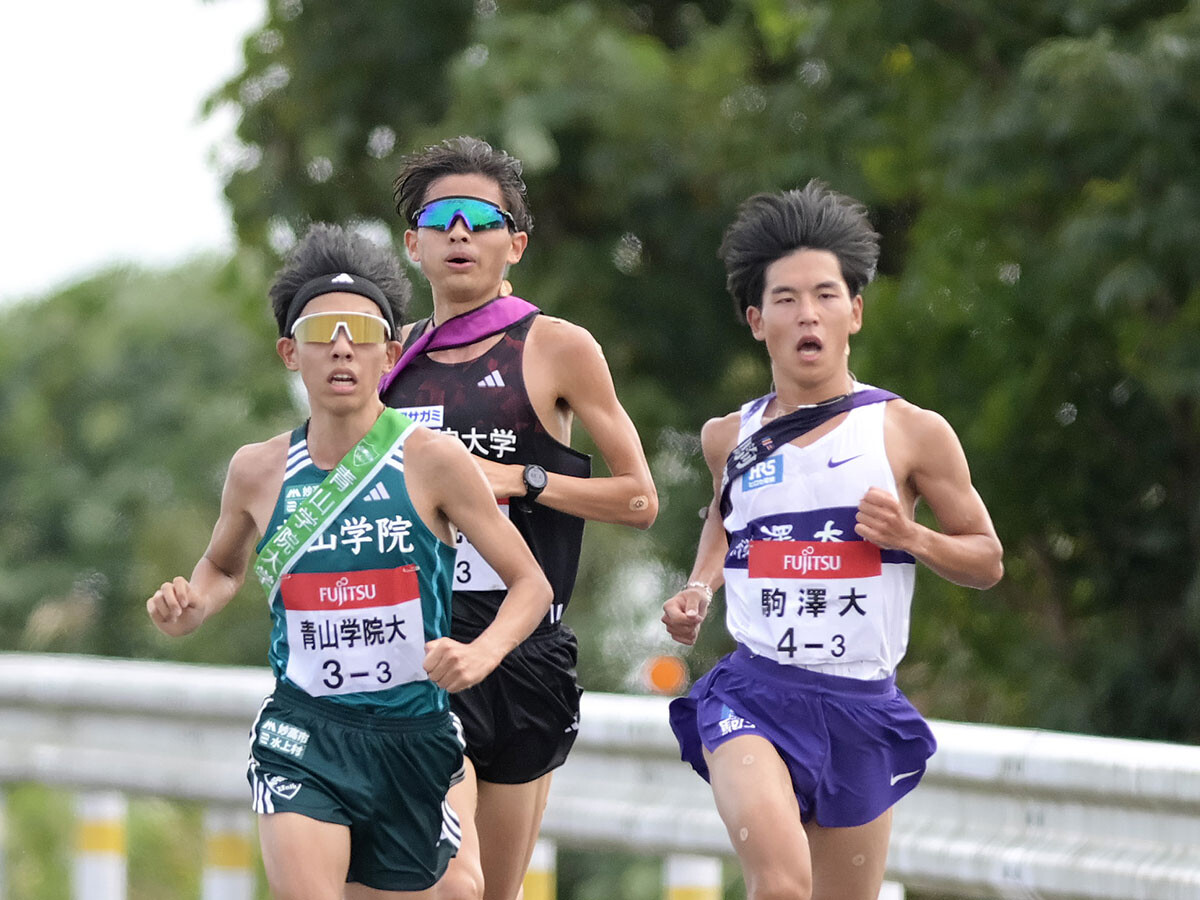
[525,465,548,490]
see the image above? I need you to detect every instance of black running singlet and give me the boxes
[381,312,591,636]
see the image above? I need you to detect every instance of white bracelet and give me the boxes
[684,581,713,603]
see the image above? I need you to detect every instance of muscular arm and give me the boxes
[406,429,552,691]
[662,413,740,645]
[856,403,1004,589]
[477,317,658,529]
[146,439,283,636]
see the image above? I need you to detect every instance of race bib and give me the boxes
[280,565,427,696]
[452,500,509,592]
[746,540,883,666]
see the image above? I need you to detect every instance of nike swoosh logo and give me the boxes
[890,769,921,786]
[827,454,863,468]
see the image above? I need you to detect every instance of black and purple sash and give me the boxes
[719,388,898,518]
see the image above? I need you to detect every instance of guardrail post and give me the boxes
[73,792,126,900]
[664,854,721,900]
[0,790,7,900]
[523,838,555,900]
[202,806,256,900]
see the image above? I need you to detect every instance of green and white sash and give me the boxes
[254,408,415,604]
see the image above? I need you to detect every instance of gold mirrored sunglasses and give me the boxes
[291,311,392,344]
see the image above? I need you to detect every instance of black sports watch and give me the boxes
[519,463,548,510]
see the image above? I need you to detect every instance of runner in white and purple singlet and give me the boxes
[663,181,1004,900]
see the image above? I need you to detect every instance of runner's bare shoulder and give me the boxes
[527,313,604,364]
[224,432,291,505]
[401,425,475,481]
[700,412,742,472]
[883,398,960,475]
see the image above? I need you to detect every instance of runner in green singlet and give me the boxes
[146,223,551,900]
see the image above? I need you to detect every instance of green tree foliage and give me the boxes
[0,254,294,665]
[204,0,1200,739]
[206,0,478,250]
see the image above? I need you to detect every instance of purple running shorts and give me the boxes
[669,644,937,828]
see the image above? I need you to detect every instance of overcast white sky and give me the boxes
[0,0,264,305]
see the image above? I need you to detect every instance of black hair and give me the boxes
[393,136,533,234]
[718,180,880,322]
[268,223,411,337]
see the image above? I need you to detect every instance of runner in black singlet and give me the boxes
[382,137,658,900]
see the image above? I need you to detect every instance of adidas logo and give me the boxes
[477,371,505,388]
[362,482,391,502]
[332,273,355,284]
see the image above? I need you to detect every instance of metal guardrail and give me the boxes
[552,695,1200,899]
[3,653,1200,898]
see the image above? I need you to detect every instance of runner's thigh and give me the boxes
[805,810,892,900]
[704,735,812,900]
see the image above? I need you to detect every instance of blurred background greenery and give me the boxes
[3,0,1200,895]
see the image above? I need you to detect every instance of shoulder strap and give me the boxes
[401,316,432,352]
[718,388,898,518]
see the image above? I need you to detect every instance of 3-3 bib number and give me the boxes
[320,659,397,690]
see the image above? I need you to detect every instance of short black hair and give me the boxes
[393,136,532,234]
[719,180,880,322]
[268,223,411,337]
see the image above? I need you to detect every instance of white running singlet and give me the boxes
[722,384,917,680]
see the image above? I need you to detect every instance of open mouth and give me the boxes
[798,336,823,357]
[329,372,357,389]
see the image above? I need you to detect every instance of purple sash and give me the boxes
[378,295,539,394]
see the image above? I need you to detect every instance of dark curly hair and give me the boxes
[393,136,532,234]
[268,223,411,337]
[719,180,880,322]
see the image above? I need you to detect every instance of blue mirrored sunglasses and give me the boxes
[413,196,517,232]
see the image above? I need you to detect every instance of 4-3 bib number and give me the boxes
[776,628,845,660]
